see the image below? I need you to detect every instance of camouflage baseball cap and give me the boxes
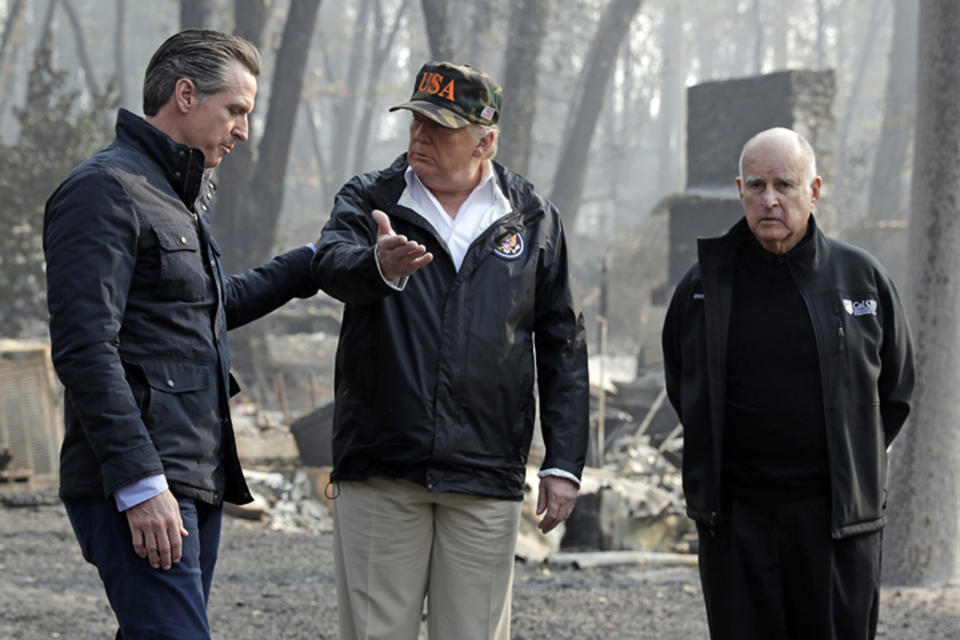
[389,61,502,129]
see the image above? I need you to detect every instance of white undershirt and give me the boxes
[398,162,512,271]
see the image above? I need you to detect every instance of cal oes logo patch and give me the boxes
[843,298,878,316]
[494,232,525,260]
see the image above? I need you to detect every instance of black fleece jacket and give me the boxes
[663,217,914,538]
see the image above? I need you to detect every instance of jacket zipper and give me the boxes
[788,263,842,538]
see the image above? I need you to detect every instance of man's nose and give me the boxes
[234,115,249,141]
[761,187,778,207]
[411,120,430,141]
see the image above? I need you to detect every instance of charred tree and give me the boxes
[61,0,99,97]
[113,0,128,107]
[212,0,322,397]
[213,0,268,274]
[885,0,960,586]
[549,0,642,231]
[248,0,323,263]
[466,0,496,70]
[331,0,371,186]
[421,0,452,61]
[352,0,410,176]
[656,0,684,195]
[180,0,212,30]
[835,0,886,192]
[865,0,917,222]
[497,0,550,176]
[0,0,25,76]
[691,8,717,81]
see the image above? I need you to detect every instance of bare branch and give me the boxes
[61,0,99,96]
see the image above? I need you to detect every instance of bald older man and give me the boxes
[662,128,914,639]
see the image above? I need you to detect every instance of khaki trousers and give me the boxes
[333,477,522,640]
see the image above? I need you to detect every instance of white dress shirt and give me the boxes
[398,161,511,271]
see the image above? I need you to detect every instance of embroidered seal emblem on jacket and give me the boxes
[494,232,524,260]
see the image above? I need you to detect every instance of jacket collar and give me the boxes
[698,214,827,275]
[368,153,546,223]
[114,108,206,209]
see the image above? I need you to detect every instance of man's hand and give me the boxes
[536,476,579,534]
[125,489,189,570]
[373,209,433,280]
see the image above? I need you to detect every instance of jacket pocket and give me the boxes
[140,358,210,393]
[152,223,208,301]
[835,291,883,406]
[138,359,216,464]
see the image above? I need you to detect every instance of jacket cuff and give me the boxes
[537,467,581,487]
[539,457,584,482]
[374,245,408,291]
[99,444,164,499]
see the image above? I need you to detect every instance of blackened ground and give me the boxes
[1,503,958,639]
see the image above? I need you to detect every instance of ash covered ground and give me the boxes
[2,501,959,639]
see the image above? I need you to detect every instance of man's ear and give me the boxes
[810,175,823,206]
[474,131,495,157]
[173,78,198,114]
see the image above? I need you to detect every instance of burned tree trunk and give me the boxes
[212,0,322,397]
[834,0,886,196]
[0,0,25,76]
[245,0,321,263]
[352,0,410,176]
[420,0,452,61]
[180,0,212,30]
[213,0,268,275]
[865,0,917,222]
[549,0,642,230]
[885,0,960,586]
[497,0,550,176]
[330,0,371,186]
[60,0,99,97]
[656,0,684,195]
[113,0,128,107]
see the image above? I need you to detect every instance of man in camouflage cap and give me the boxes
[312,61,589,640]
[389,61,502,128]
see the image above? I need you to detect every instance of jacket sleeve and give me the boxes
[44,169,165,496]
[311,177,400,305]
[533,207,589,480]
[662,270,693,421]
[223,244,319,330]
[877,272,914,445]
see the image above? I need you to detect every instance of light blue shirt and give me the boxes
[114,473,168,511]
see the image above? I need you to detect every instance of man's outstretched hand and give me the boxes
[373,209,433,280]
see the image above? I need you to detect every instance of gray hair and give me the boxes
[143,29,261,116]
[738,128,818,186]
[469,123,499,161]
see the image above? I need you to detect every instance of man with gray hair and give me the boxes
[662,127,914,639]
[313,61,589,639]
[44,30,319,638]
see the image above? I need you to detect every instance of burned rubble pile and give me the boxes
[229,468,334,535]
[224,429,689,570]
[226,404,335,535]
[545,359,690,558]
[224,353,691,562]
[558,432,690,557]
